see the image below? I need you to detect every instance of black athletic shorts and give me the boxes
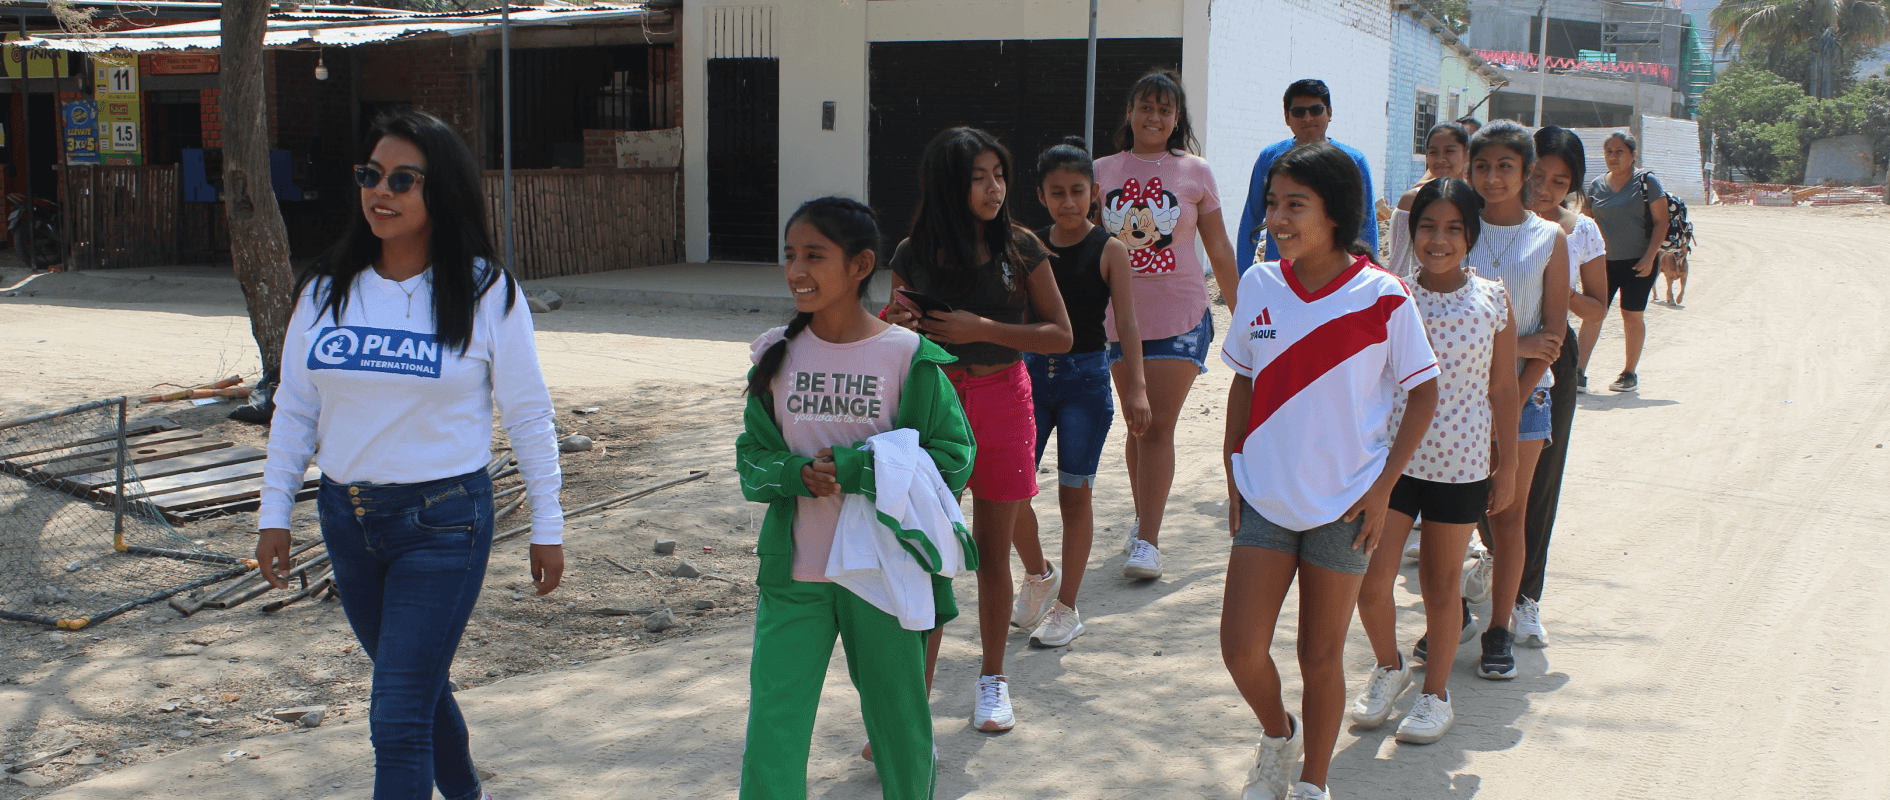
[1606,257,1658,312]
[1388,475,1490,525]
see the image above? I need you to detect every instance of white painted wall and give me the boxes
[1200,0,1393,251]
[867,0,1182,41]
[684,0,871,264]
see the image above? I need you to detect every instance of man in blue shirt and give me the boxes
[1236,79,1378,273]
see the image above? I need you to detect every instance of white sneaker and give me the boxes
[1123,538,1163,580]
[1349,660,1413,729]
[1394,692,1454,744]
[972,675,1015,732]
[1462,546,1493,605]
[1030,601,1085,647]
[1291,782,1331,800]
[1011,563,1060,629]
[1123,519,1140,556]
[1514,596,1547,647]
[1241,713,1303,800]
[1402,532,1421,561]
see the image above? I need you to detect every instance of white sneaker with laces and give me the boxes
[1514,596,1547,646]
[1291,781,1331,800]
[1123,519,1141,556]
[1241,713,1303,800]
[1349,660,1413,729]
[1394,692,1454,744]
[1011,563,1060,629]
[1462,546,1493,605]
[1123,538,1163,580]
[972,675,1015,732]
[1030,601,1085,647]
[1402,537,1421,562]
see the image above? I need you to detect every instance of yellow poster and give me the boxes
[1,33,69,79]
[94,53,141,162]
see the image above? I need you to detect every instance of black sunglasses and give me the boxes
[354,165,423,193]
[1289,104,1328,118]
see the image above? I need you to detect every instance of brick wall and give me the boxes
[355,39,480,151]
[584,129,625,167]
[200,87,221,148]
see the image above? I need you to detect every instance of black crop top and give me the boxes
[889,229,1046,366]
[1033,224,1112,354]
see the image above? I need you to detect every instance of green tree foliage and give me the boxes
[1713,0,1890,97]
[1418,0,1471,36]
[1702,62,1890,181]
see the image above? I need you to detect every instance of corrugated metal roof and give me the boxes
[22,3,660,53]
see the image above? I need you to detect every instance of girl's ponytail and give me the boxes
[747,311,814,397]
[745,196,880,398]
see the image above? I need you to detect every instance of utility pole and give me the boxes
[1532,0,1549,126]
[1083,0,1097,153]
[501,2,514,271]
[16,13,34,268]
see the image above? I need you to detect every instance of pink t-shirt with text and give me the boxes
[1095,150,1222,341]
[752,324,920,582]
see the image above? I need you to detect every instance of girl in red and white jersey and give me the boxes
[1219,142,1439,800]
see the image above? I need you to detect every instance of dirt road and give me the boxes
[5,204,1888,798]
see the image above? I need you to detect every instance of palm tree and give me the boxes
[1712,0,1890,96]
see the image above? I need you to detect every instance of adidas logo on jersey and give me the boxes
[1250,307,1277,339]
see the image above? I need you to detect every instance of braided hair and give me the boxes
[745,196,881,398]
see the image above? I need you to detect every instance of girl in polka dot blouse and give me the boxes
[1351,178,1521,744]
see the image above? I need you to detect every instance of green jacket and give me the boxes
[736,334,976,626]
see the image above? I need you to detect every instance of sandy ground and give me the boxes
[3,203,1888,798]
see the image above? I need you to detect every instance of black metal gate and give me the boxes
[706,57,779,263]
[868,38,1184,249]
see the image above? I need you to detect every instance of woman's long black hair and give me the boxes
[907,127,1027,293]
[1112,67,1200,155]
[746,197,881,398]
[1533,125,1587,203]
[297,108,515,353]
[1264,141,1374,260]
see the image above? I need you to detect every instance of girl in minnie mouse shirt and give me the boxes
[1093,68,1240,583]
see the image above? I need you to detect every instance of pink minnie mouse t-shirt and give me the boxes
[1095,150,1222,341]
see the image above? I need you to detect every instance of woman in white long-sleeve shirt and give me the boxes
[255,109,563,800]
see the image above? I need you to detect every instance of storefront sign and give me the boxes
[63,100,98,165]
[94,54,141,163]
[148,54,219,75]
[1,33,69,79]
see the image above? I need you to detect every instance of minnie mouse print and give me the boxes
[1103,177,1183,274]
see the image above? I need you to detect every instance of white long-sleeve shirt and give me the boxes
[258,262,564,544]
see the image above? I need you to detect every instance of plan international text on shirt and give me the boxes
[308,327,444,378]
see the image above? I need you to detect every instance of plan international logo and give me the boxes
[308,327,442,378]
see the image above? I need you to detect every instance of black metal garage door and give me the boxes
[868,38,1184,252]
[707,57,780,263]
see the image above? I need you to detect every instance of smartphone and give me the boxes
[896,288,955,315]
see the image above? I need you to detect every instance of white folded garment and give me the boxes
[827,428,973,631]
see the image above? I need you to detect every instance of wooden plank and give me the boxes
[168,485,319,524]
[0,418,178,463]
[97,458,272,502]
[59,445,266,492]
[149,466,320,512]
[8,429,205,470]
[32,438,233,480]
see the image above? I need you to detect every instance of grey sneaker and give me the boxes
[1123,538,1163,580]
[1241,713,1303,800]
[1609,371,1638,392]
[1011,562,1060,630]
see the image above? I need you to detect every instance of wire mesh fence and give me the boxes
[0,397,253,629]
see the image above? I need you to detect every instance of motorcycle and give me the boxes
[6,193,64,270]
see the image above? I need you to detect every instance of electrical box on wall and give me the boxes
[821,101,835,131]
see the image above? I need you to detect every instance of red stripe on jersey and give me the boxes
[1240,293,1408,451]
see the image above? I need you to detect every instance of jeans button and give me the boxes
[349,486,359,496]
[354,507,366,517]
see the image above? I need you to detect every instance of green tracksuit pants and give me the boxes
[740,580,935,800]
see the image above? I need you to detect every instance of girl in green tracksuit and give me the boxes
[735,196,975,800]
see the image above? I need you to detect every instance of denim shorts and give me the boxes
[1232,500,1370,575]
[1520,387,1553,443]
[1024,350,1114,488]
[1105,307,1214,375]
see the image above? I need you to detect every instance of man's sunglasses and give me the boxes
[353,166,424,193]
[1289,104,1328,118]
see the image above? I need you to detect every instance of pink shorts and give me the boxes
[947,361,1039,502]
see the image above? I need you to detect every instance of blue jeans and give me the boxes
[1104,307,1215,375]
[1024,350,1114,487]
[319,469,493,800]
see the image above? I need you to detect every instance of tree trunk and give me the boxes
[221,0,295,381]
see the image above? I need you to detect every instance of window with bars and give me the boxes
[483,44,675,169]
[1413,92,1438,154]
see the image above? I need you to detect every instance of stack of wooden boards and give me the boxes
[0,417,319,524]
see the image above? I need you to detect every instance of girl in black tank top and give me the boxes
[1008,138,1152,649]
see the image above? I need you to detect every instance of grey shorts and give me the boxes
[1232,500,1370,575]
